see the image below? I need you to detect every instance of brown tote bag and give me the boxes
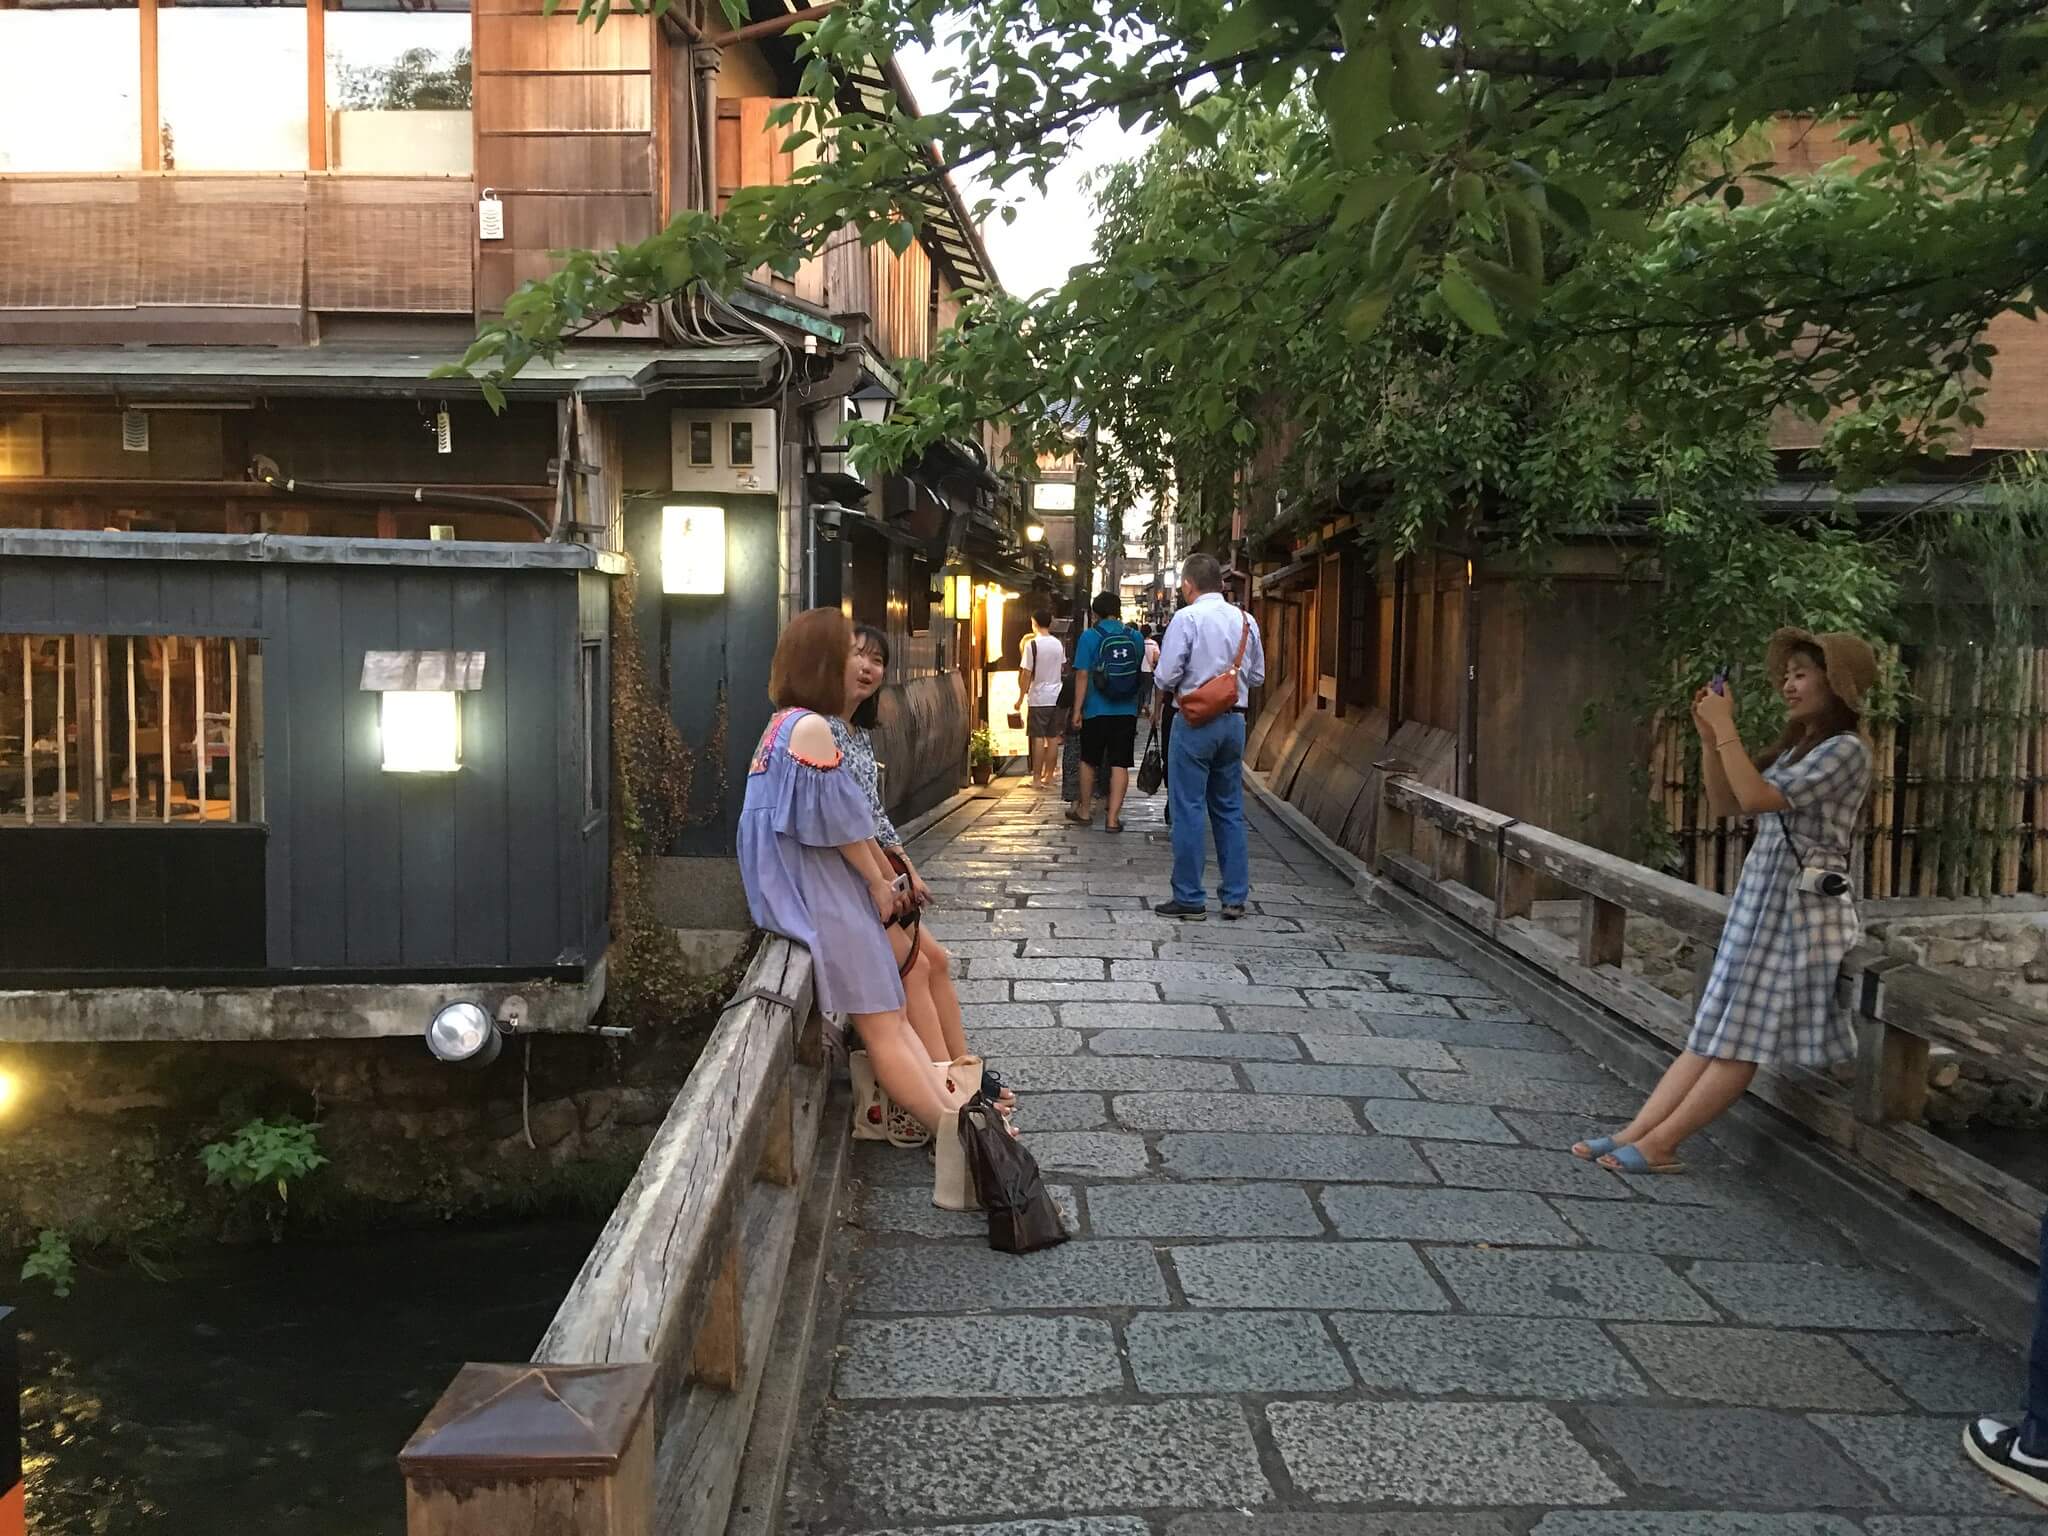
[1175,613,1251,728]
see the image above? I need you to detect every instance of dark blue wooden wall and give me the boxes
[0,551,607,976]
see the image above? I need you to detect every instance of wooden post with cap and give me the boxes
[2,1306,21,1536]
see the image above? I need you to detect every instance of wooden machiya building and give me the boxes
[0,0,1015,1041]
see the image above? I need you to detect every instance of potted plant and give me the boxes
[968,726,995,785]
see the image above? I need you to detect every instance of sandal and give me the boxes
[982,1066,1018,1110]
[1571,1135,1620,1162]
[1064,809,1090,826]
[886,1103,932,1148]
[1599,1143,1685,1176]
[1105,820,1124,833]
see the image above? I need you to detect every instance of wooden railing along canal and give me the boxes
[398,937,827,1536]
[1378,775,2048,1262]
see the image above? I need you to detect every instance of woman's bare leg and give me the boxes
[913,929,971,1060]
[1573,1050,1711,1158]
[851,1009,962,1126]
[887,924,950,1058]
[1604,1058,1757,1169]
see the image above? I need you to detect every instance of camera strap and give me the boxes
[1774,812,1847,875]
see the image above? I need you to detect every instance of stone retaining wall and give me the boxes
[0,1028,706,1247]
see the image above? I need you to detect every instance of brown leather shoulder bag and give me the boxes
[1176,613,1251,727]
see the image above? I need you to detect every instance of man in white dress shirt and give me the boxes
[1149,553,1267,919]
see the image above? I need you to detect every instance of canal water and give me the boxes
[9,1220,600,1535]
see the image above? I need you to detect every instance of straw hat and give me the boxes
[1764,627,1878,714]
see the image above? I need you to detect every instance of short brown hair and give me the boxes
[769,607,851,716]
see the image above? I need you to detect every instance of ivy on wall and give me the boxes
[606,566,742,1035]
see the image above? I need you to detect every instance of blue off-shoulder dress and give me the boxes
[738,707,906,1019]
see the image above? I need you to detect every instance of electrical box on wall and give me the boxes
[671,409,778,495]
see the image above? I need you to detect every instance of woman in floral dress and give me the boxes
[1574,627,1878,1175]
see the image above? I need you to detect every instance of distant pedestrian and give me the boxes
[1965,1216,2048,1508]
[1151,554,1265,919]
[1067,592,1145,832]
[1139,624,1161,678]
[1018,609,1065,790]
[1573,627,1876,1174]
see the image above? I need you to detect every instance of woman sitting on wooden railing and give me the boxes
[738,608,970,1133]
[1574,628,1877,1175]
[835,621,1015,1118]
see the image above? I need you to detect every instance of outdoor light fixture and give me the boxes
[943,570,973,620]
[1023,522,1045,543]
[661,504,726,595]
[985,585,1008,657]
[0,1068,19,1118]
[1060,562,1076,578]
[381,692,463,774]
[425,1001,502,1067]
[363,651,485,774]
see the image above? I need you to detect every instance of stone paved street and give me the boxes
[784,779,2041,1535]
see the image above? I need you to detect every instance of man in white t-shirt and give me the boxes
[1018,609,1066,788]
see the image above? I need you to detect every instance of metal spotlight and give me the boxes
[425,1001,502,1066]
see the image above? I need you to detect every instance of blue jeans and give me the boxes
[2027,1211,2048,1453]
[1168,712,1249,908]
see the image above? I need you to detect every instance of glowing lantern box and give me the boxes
[361,649,486,773]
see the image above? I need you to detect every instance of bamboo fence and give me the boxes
[1652,644,2048,899]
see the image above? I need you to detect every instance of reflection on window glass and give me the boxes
[327,1,472,175]
[159,2,309,172]
[0,2,142,174]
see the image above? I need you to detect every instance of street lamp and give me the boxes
[1023,522,1045,543]
[1060,562,1076,578]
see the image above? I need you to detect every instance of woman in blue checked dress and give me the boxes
[1575,628,1879,1175]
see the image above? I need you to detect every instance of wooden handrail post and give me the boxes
[1579,894,1626,967]
[1495,856,1535,920]
[1378,773,1415,868]
[689,1245,745,1392]
[1852,960,1929,1125]
[400,1363,656,1536]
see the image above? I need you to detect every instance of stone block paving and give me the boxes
[784,782,2038,1536]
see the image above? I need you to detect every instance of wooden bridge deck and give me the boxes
[774,779,2037,1535]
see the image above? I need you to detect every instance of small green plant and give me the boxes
[199,1116,328,1206]
[21,1229,75,1298]
[968,726,995,767]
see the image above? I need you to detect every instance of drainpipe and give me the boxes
[1388,553,1408,729]
[693,46,723,214]
[1461,555,1480,801]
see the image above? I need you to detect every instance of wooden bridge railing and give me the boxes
[398,937,827,1536]
[1379,775,2048,1261]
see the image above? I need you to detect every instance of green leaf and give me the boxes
[1438,262,1505,336]
[1462,255,1544,314]
[1368,174,1431,274]
[1317,44,1393,166]
[480,380,507,414]
[1342,287,1392,340]
[1179,113,1219,150]
[1335,173,1408,231]
[2029,111,2048,179]
[885,221,916,256]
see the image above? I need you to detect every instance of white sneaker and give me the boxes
[1964,1416,2048,1509]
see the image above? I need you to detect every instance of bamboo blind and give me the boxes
[1652,644,2048,898]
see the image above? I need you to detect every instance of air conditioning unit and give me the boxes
[671,408,778,495]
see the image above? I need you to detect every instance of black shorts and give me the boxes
[1078,713,1138,770]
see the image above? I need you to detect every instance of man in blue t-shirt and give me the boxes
[1067,591,1143,832]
